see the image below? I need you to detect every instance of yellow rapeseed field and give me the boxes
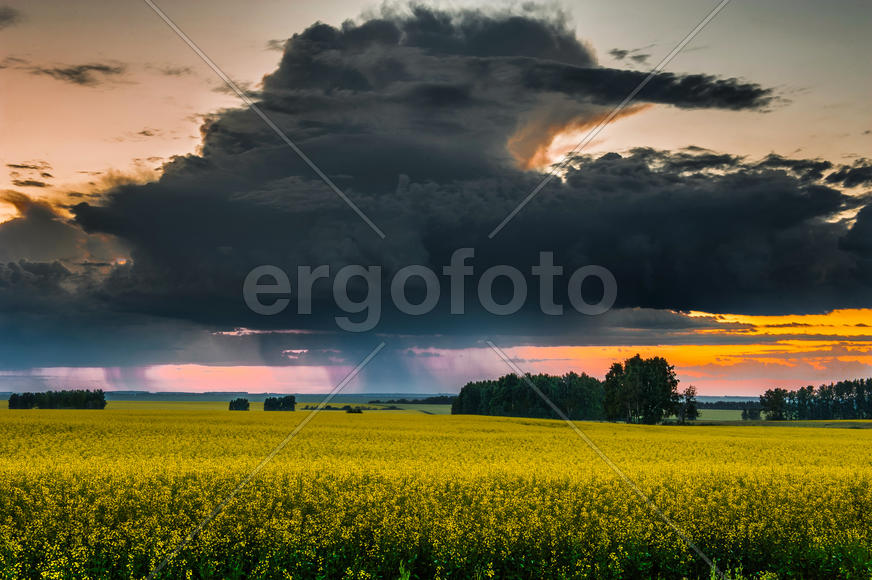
[1,403,871,578]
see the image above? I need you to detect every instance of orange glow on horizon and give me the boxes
[499,309,872,395]
[687,308,872,337]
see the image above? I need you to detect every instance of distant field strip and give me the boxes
[1,404,871,578]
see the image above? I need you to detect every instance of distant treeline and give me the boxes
[8,389,106,410]
[453,372,605,420]
[452,361,872,423]
[699,400,763,419]
[453,355,699,424]
[698,400,759,411]
[368,395,456,405]
[301,404,370,413]
[264,395,296,411]
[760,378,872,420]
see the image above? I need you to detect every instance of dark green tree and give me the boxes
[603,355,680,424]
[603,362,626,422]
[760,388,788,420]
[264,395,296,411]
[229,398,250,411]
[676,385,699,423]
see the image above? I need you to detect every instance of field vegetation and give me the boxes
[1,404,871,578]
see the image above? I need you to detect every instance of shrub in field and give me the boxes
[263,395,295,411]
[228,398,249,411]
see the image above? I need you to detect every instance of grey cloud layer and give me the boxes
[1,6,870,369]
[1,56,127,86]
[30,62,126,86]
[0,5,20,30]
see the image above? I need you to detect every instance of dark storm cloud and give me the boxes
[7,160,53,188]
[4,5,870,371]
[0,191,127,277]
[0,260,70,295]
[72,138,871,333]
[11,179,48,188]
[0,5,21,30]
[0,193,89,263]
[757,154,833,181]
[518,148,861,314]
[640,147,743,172]
[68,6,863,334]
[29,62,126,86]
[840,204,872,259]
[609,45,654,66]
[7,161,51,171]
[521,65,772,110]
[0,308,214,369]
[826,160,872,188]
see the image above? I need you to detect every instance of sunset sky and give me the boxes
[1,0,870,395]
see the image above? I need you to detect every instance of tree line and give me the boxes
[452,371,604,420]
[7,389,107,409]
[452,355,698,424]
[760,378,872,420]
[301,404,372,413]
[230,395,297,411]
[698,400,757,410]
[368,395,455,405]
[264,395,296,411]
